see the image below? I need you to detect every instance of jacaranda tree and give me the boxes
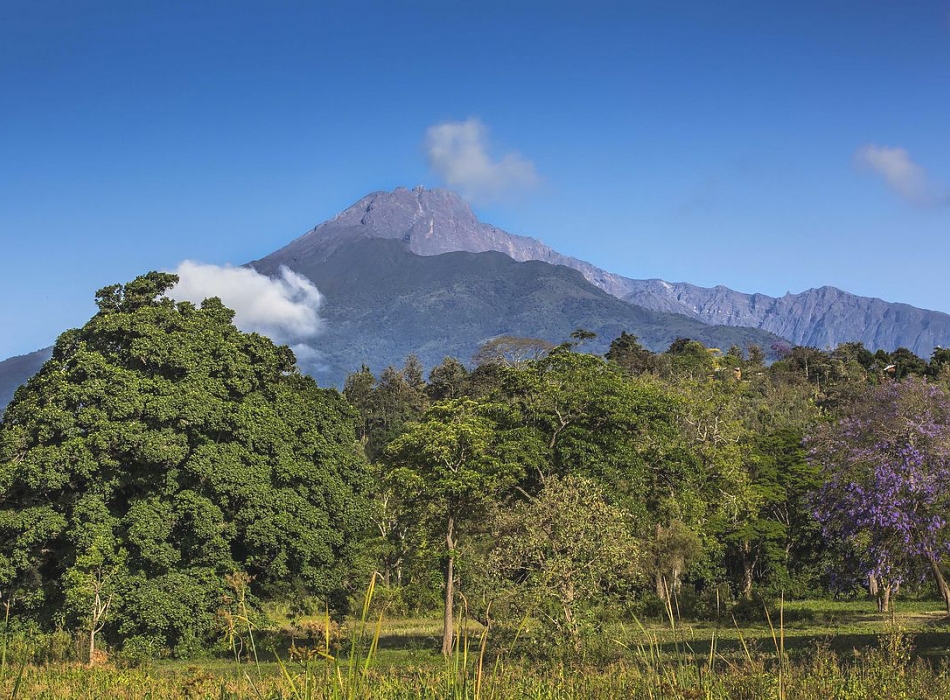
[0,272,369,657]
[810,378,950,612]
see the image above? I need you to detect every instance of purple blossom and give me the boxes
[810,378,950,590]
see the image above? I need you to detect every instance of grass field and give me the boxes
[2,598,950,698]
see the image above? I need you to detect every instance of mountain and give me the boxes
[281,187,950,359]
[269,186,638,297]
[0,348,53,415]
[619,281,950,358]
[5,185,948,408]
[0,187,784,407]
[251,237,782,385]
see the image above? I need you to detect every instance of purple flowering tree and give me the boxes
[810,378,950,612]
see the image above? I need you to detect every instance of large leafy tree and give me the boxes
[810,378,950,612]
[489,475,641,653]
[667,362,822,598]
[0,272,369,656]
[385,398,535,655]
[501,347,680,501]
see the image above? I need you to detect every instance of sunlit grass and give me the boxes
[2,597,950,698]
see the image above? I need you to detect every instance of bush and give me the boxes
[116,635,164,667]
[730,595,776,623]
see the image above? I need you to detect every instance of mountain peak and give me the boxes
[327,186,481,253]
[255,187,950,359]
[270,186,564,264]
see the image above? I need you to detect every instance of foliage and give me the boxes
[810,378,950,611]
[384,398,532,654]
[343,359,428,462]
[605,331,657,376]
[489,475,641,652]
[0,272,369,654]
[501,347,680,504]
[10,272,950,665]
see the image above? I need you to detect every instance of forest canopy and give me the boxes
[3,274,950,661]
[0,272,369,657]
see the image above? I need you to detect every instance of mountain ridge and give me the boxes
[279,186,950,357]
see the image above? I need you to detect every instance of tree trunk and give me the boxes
[441,516,455,656]
[741,542,754,599]
[561,580,580,654]
[671,557,683,597]
[869,575,892,612]
[877,581,892,613]
[87,585,111,666]
[929,557,950,615]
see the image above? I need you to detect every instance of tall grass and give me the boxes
[1,587,950,699]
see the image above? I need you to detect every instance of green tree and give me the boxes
[644,519,702,603]
[668,367,821,597]
[343,359,429,462]
[0,272,369,654]
[929,347,950,387]
[501,347,679,501]
[426,357,470,401]
[490,476,640,652]
[385,399,529,655]
[659,338,717,380]
[605,331,657,376]
[716,428,821,597]
[888,347,928,379]
[569,328,597,346]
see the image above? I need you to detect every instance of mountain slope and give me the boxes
[620,281,950,358]
[0,348,53,415]
[252,237,782,385]
[286,186,950,357]
[273,186,638,297]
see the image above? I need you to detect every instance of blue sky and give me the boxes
[2,1,949,359]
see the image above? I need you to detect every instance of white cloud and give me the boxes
[854,144,947,205]
[425,118,540,202]
[168,261,323,347]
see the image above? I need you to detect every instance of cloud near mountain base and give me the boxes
[168,261,323,351]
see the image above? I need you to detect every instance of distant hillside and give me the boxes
[0,348,52,415]
[620,281,950,358]
[252,237,782,385]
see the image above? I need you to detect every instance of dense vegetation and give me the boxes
[0,273,369,659]
[2,272,950,698]
[346,333,950,657]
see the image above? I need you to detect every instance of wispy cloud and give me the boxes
[168,261,323,352]
[425,118,540,202]
[854,144,948,206]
